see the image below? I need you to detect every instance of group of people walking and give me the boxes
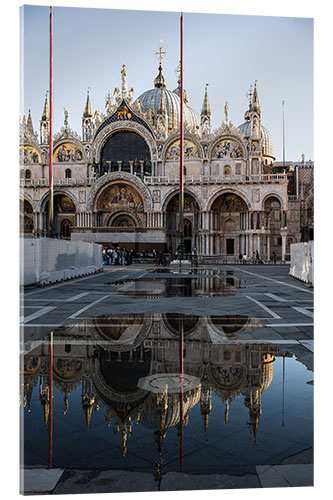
[102,247,134,266]
[238,250,277,264]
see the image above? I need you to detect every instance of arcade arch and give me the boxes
[165,191,200,254]
[41,193,76,237]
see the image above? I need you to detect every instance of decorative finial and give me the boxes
[121,64,127,98]
[155,40,167,65]
[63,107,68,127]
[105,90,113,113]
[224,101,229,125]
[246,84,253,106]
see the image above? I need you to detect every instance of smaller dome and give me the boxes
[172,84,189,104]
[238,121,274,159]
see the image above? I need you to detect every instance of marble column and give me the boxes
[281,230,287,263]
[249,233,253,257]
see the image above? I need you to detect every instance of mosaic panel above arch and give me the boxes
[212,139,244,159]
[166,192,200,212]
[54,142,84,162]
[166,139,201,160]
[97,183,144,212]
[21,146,41,164]
[212,193,248,212]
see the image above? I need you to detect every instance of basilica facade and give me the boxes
[20,59,292,261]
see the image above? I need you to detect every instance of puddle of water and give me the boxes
[21,313,313,478]
[105,277,247,298]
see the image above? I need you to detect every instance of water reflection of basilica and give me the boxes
[21,314,291,458]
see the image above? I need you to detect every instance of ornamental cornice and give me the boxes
[91,120,157,164]
[87,171,153,212]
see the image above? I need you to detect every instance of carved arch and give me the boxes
[92,121,157,164]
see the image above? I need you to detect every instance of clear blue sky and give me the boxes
[21,5,313,161]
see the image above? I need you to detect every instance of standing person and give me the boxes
[272,251,277,265]
[239,252,243,263]
[242,253,247,264]
[107,247,112,265]
[129,249,134,265]
[256,250,260,263]
[158,251,164,266]
[102,247,107,264]
[152,249,157,265]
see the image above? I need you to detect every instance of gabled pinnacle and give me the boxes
[201,84,211,117]
[250,81,261,114]
[83,88,93,118]
[41,91,49,121]
[26,109,34,135]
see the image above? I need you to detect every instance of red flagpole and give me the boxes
[178,12,184,261]
[48,6,54,235]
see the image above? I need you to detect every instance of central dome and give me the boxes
[135,65,200,134]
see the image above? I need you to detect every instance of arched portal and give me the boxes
[43,194,76,237]
[95,182,145,228]
[20,199,34,235]
[110,213,137,228]
[165,192,200,255]
[264,196,282,258]
[99,131,151,177]
[211,192,248,257]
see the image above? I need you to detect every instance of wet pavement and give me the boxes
[20,264,314,494]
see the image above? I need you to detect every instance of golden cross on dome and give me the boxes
[155,40,167,64]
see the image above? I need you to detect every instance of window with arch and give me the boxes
[25,169,31,180]
[65,168,72,179]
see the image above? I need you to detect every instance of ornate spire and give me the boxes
[200,389,212,441]
[82,394,95,432]
[41,91,49,121]
[201,84,211,118]
[83,87,92,118]
[250,81,261,114]
[26,109,34,136]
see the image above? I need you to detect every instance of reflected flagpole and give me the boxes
[49,331,54,469]
[48,6,54,235]
[179,316,184,472]
[178,12,184,264]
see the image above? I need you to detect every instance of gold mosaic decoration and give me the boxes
[166,139,201,160]
[54,142,84,162]
[22,146,41,164]
[98,183,144,212]
[212,139,243,159]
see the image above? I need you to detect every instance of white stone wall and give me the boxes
[289,241,314,284]
[21,237,103,285]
